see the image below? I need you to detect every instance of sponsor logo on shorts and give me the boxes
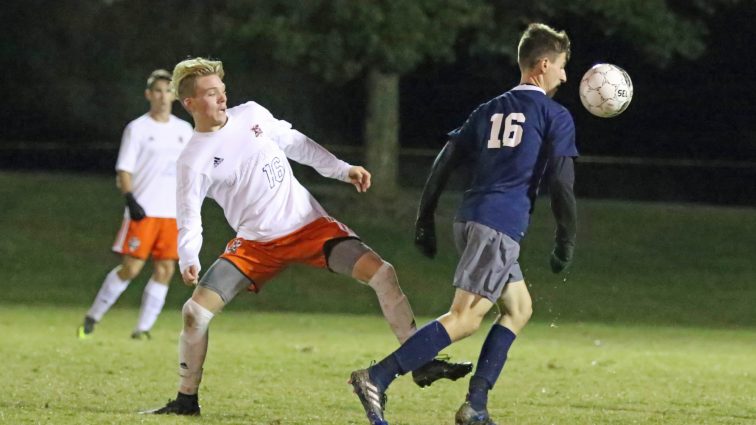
[128,236,141,252]
[226,239,242,254]
[213,157,224,167]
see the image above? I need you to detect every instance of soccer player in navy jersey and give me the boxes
[350,23,577,425]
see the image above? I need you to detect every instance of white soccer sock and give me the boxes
[367,262,417,344]
[134,279,169,333]
[86,267,130,321]
[178,299,214,395]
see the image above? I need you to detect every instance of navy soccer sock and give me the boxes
[369,320,452,390]
[467,324,516,411]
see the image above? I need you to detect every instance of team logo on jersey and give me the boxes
[225,238,242,254]
[178,136,184,144]
[127,236,141,252]
[251,124,263,137]
[213,157,224,167]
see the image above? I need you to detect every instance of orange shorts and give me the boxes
[112,216,179,261]
[220,216,356,293]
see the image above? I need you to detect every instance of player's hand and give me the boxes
[347,166,371,193]
[182,265,200,286]
[415,217,437,259]
[125,192,146,221]
[549,243,574,273]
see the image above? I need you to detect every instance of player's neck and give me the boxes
[520,74,546,90]
[149,110,171,123]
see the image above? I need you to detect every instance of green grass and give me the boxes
[0,306,753,425]
[1,171,755,424]
[0,171,754,328]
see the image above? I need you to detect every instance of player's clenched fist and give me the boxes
[549,243,574,273]
[124,192,146,221]
[182,265,200,286]
[414,217,437,259]
[347,166,371,193]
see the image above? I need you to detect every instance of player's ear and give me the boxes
[539,57,550,73]
[181,97,192,113]
[144,89,151,101]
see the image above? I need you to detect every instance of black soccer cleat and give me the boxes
[412,356,473,388]
[349,369,389,425]
[140,394,200,416]
[455,401,497,425]
[77,316,96,339]
[130,330,152,340]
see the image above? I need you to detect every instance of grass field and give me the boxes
[0,171,755,424]
[1,171,754,327]
[1,306,753,425]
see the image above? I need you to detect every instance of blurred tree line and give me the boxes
[1,0,750,191]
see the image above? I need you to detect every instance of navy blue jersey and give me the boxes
[449,85,578,241]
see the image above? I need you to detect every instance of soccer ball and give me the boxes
[579,63,633,118]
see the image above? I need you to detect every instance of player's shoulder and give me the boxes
[169,114,194,130]
[125,113,151,130]
[228,101,275,120]
[169,115,195,138]
[512,87,573,122]
[545,98,574,125]
[177,137,210,172]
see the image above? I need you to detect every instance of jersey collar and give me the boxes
[512,84,546,95]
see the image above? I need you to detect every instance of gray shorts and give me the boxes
[453,221,523,303]
[199,258,251,304]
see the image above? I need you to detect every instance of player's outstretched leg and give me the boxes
[455,401,497,425]
[411,354,473,388]
[140,392,200,416]
[349,369,388,425]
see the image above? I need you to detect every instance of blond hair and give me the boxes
[171,57,225,100]
[517,23,571,71]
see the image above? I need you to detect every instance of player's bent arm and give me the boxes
[417,140,465,221]
[277,130,353,183]
[547,156,577,257]
[176,163,209,276]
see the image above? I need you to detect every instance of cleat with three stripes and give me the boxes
[349,369,388,425]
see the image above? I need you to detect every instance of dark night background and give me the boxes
[1,1,755,205]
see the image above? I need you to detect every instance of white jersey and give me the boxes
[176,101,353,273]
[115,114,193,218]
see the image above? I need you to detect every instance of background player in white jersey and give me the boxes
[143,57,471,415]
[78,70,193,340]
[350,24,577,425]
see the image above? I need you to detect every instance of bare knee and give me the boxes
[441,308,485,340]
[497,298,532,333]
[117,258,144,280]
[152,261,175,283]
[512,301,533,327]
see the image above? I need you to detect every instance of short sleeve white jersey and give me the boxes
[115,114,193,218]
[176,101,353,273]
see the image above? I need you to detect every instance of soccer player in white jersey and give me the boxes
[143,57,471,416]
[77,70,193,340]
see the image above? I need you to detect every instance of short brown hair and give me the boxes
[517,23,571,71]
[171,57,225,100]
[146,69,172,90]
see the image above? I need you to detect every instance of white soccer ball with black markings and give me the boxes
[579,63,633,118]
